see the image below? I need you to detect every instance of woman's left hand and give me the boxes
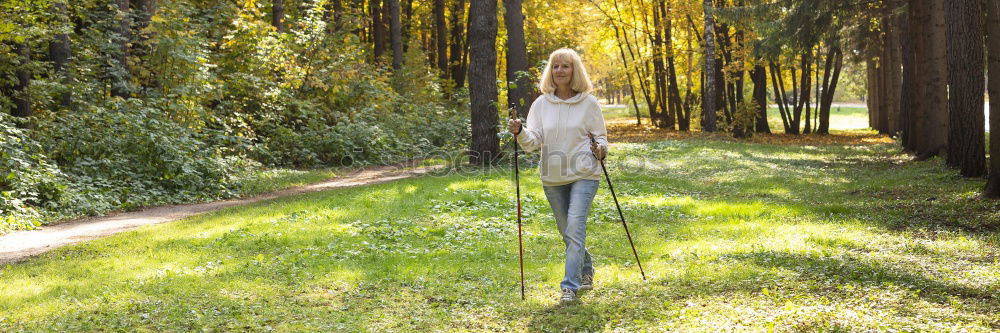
[590,140,607,160]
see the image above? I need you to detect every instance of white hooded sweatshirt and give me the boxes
[516,92,609,186]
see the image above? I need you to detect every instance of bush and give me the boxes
[32,100,243,214]
[0,114,69,233]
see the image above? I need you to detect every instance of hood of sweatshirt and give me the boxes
[543,92,589,104]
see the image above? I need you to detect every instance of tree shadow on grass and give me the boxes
[525,300,609,332]
[725,249,1000,316]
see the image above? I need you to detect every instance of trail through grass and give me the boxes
[2,117,999,331]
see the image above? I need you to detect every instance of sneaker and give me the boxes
[559,288,579,304]
[580,275,593,291]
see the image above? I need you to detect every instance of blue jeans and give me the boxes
[542,179,599,291]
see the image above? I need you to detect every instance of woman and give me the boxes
[508,48,608,304]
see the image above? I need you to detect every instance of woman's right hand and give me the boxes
[508,118,522,135]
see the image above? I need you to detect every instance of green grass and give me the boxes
[766,107,871,133]
[603,104,650,120]
[235,168,340,197]
[2,131,999,331]
[603,105,872,134]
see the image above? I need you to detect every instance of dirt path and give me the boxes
[0,163,442,265]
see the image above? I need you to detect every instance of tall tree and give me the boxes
[750,64,769,133]
[134,0,158,90]
[504,0,531,119]
[372,0,385,61]
[985,0,1000,198]
[389,0,402,70]
[434,0,447,75]
[448,0,467,88]
[468,0,499,165]
[702,0,718,132]
[663,0,686,131]
[816,45,843,134]
[650,0,671,128]
[911,0,949,159]
[135,0,156,32]
[770,62,793,133]
[944,0,986,176]
[8,43,31,120]
[899,0,916,151]
[889,11,903,135]
[613,0,654,126]
[111,0,131,98]
[402,0,412,47]
[49,1,72,108]
[327,0,344,31]
[795,51,812,135]
[273,0,285,32]
[877,5,902,137]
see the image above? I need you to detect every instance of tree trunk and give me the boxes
[468,0,499,166]
[817,46,842,135]
[110,0,131,98]
[803,52,812,135]
[353,0,365,39]
[49,1,72,108]
[945,0,986,176]
[372,0,385,62]
[985,0,1000,197]
[389,0,402,70]
[9,43,32,120]
[434,0,447,75]
[272,0,285,32]
[717,20,736,126]
[402,0,412,48]
[612,0,654,125]
[651,0,672,128]
[133,0,157,90]
[668,56,685,130]
[135,0,156,32]
[790,52,810,135]
[866,58,880,133]
[701,0,717,132]
[899,6,916,151]
[664,0,685,131]
[449,0,467,88]
[751,64,769,133]
[770,62,792,133]
[912,0,949,159]
[888,11,904,135]
[504,0,532,119]
[612,24,642,125]
[329,0,344,31]
[877,44,890,134]
[875,5,899,136]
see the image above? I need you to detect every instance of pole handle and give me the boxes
[587,133,605,161]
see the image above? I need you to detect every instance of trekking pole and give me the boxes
[588,133,646,280]
[510,108,526,300]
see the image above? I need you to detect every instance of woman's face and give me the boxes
[551,58,573,88]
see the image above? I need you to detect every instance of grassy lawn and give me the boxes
[766,107,871,134]
[235,168,341,197]
[3,117,1000,331]
[604,105,870,134]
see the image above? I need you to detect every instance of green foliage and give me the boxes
[0,0,470,233]
[32,100,242,213]
[728,100,758,135]
[0,114,66,233]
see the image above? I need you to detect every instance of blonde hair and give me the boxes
[538,48,593,94]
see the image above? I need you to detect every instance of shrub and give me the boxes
[33,100,242,214]
[0,114,69,233]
